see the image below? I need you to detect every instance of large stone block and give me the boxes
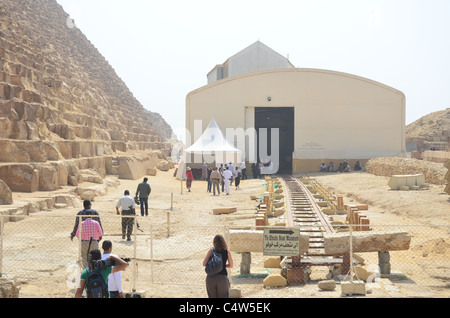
[323,229,411,255]
[0,179,13,205]
[0,164,39,192]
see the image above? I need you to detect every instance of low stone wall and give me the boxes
[0,151,172,195]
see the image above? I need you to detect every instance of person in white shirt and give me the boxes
[101,240,126,298]
[222,167,233,195]
[240,161,247,180]
[227,162,235,186]
[116,190,136,241]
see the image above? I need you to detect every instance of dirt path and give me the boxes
[4,169,450,298]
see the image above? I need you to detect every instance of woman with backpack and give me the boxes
[203,234,234,298]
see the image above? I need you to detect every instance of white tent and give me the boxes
[175,118,241,180]
[185,118,241,154]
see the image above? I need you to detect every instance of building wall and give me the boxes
[186,68,406,173]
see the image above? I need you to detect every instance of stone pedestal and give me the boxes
[240,252,251,275]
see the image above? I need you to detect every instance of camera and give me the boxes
[89,257,131,271]
[134,197,140,205]
[90,259,115,271]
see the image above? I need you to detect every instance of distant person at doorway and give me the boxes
[233,167,241,190]
[116,190,136,241]
[186,167,194,192]
[240,161,247,180]
[135,178,151,216]
[251,163,258,179]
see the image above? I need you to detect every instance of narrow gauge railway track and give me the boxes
[278,175,343,270]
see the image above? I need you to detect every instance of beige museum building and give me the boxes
[185,41,406,174]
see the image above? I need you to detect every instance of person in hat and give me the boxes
[186,167,194,192]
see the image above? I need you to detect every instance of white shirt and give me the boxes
[101,253,123,292]
[222,170,233,181]
[240,162,246,169]
[116,195,136,211]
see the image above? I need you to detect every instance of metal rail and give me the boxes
[278,175,341,267]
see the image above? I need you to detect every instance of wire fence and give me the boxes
[0,214,448,298]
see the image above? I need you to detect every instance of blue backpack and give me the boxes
[86,269,109,298]
[205,248,223,275]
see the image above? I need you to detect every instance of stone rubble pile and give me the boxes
[365,157,447,185]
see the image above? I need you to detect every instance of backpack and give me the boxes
[205,248,223,275]
[86,268,109,298]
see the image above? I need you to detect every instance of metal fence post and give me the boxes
[78,215,82,269]
[132,215,138,294]
[150,223,153,285]
[0,216,4,277]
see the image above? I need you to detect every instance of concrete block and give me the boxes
[341,281,366,296]
[263,274,287,287]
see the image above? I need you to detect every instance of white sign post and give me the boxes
[263,227,301,256]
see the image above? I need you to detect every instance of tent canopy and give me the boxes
[176,119,241,180]
[185,118,241,154]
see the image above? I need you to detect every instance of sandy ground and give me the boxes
[4,168,450,298]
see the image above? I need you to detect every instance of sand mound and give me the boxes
[411,238,450,259]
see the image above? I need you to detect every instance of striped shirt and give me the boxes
[76,218,103,241]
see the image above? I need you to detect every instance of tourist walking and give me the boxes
[186,167,194,192]
[210,167,222,196]
[102,240,126,298]
[70,200,103,268]
[74,216,103,269]
[203,234,233,298]
[240,161,247,180]
[75,249,128,298]
[233,167,241,189]
[116,190,136,241]
[201,162,208,180]
[135,178,151,216]
[207,167,213,193]
[222,166,233,195]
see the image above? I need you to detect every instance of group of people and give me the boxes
[70,177,153,298]
[251,161,273,179]
[70,202,234,298]
[187,162,248,195]
[320,160,363,173]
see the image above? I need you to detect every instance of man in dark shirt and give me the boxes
[70,200,103,268]
[70,200,103,240]
[135,177,151,216]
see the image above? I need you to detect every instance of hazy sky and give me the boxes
[56,0,449,140]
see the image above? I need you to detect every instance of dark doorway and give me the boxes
[255,107,294,174]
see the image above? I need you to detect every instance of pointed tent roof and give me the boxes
[185,118,241,154]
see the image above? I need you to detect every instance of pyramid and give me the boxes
[0,0,173,193]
